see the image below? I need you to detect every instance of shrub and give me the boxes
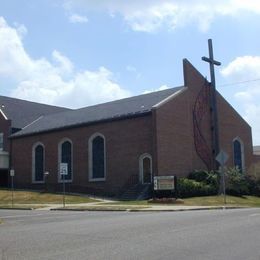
[179,168,260,198]
[188,170,219,189]
[225,167,250,196]
[245,176,260,197]
[177,178,217,198]
[188,170,209,182]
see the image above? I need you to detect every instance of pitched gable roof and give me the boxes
[12,86,185,138]
[0,95,71,129]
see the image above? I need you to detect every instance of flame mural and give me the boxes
[193,82,212,170]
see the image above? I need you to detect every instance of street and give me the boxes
[0,208,260,260]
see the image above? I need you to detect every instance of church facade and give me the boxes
[1,59,254,196]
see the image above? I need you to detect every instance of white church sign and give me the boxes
[154,176,175,191]
[60,163,68,175]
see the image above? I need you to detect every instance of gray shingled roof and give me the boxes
[11,86,184,138]
[0,95,71,129]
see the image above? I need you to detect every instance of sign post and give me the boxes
[10,169,15,208]
[153,176,176,198]
[60,163,68,208]
[215,150,228,205]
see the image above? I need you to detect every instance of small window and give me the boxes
[32,143,44,182]
[0,133,3,151]
[233,138,244,172]
[58,139,73,181]
[89,134,106,181]
[139,154,152,184]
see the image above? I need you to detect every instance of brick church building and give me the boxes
[0,59,254,196]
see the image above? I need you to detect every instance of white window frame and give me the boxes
[32,142,45,183]
[88,133,106,182]
[58,138,73,183]
[139,153,152,184]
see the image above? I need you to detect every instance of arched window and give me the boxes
[233,138,244,172]
[139,153,152,184]
[59,139,73,181]
[89,133,106,181]
[32,143,44,183]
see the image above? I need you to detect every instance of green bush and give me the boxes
[179,168,260,198]
[188,170,219,189]
[225,167,250,196]
[188,170,209,182]
[245,176,260,197]
[177,178,218,198]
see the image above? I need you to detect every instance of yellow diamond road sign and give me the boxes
[215,150,228,166]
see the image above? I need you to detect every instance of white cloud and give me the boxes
[221,56,260,144]
[63,0,260,32]
[0,17,130,108]
[143,84,169,94]
[13,22,27,38]
[69,14,88,24]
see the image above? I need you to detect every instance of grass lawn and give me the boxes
[0,189,98,207]
[104,195,260,207]
[1,189,259,209]
[183,195,260,207]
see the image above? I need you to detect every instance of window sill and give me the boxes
[58,179,73,183]
[89,178,106,182]
[32,181,45,184]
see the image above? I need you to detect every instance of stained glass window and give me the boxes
[34,145,44,182]
[233,139,242,171]
[91,135,105,179]
[61,141,72,180]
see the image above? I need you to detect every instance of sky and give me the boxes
[0,0,260,145]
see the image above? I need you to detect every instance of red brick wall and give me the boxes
[154,59,253,177]
[0,114,11,152]
[153,89,193,177]
[11,115,153,195]
[154,59,212,177]
[217,94,253,172]
[252,155,260,179]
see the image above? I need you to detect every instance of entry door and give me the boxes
[140,154,152,184]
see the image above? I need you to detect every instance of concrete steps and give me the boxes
[120,183,152,201]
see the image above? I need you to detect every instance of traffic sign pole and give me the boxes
[220,165,226,205]
[63,174,65,208]
[60,163,68,208]
[216,150,228,205]
[10,169,15,208]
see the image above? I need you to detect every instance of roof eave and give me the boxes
[152,86,187,109]
[0,108,8,120]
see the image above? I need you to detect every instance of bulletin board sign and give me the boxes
[154,176,175,191]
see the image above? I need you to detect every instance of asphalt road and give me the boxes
[0,208,260,260]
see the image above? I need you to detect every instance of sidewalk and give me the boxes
[41,201,243,212]
[0,199,245,212]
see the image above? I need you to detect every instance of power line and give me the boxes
[218,78,260,87]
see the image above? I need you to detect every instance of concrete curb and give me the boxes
[0,207,34,210]
[129,206,245,212]
[50,206,246,212]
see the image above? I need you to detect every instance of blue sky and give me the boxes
[0,0,260,144]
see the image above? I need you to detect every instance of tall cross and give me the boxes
[202,39,221,170]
